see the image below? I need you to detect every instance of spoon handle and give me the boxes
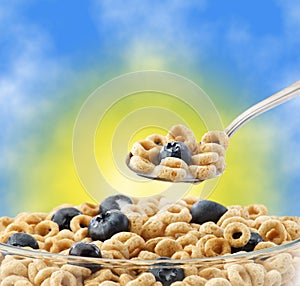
[225,80,300,138]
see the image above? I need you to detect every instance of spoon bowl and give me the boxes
[127,80,300,183]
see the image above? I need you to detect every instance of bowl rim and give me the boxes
[1,238,300,267]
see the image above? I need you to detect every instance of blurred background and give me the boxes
[1,0,300,217]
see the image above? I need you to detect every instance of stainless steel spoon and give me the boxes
[126,80,300,183]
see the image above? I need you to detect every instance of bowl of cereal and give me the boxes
[0,194,299,285]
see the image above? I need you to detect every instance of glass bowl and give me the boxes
[0,238,299,285]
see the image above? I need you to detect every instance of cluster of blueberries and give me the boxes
[5,195,264,285]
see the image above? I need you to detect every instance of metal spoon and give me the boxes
[126,80,300,183]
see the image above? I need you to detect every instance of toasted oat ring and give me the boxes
[201,130,229,150]
[223,222,251,248]
[226,264,252,285]
[204,237,231,257]
[205,278,231,286]
[220,216,250,229]
[245,204,268,219]
[196,234,216,255]
[34,220,59,238]
[199,267,226,280]
[188,164,217,180]
[146,134,167,146]
[198,142,226,157]
[49,270,77,285]
[199,222,223,237]
[77,202,99,217]
[191,152,219,166]
[131,139,158,159]
[70,214,92,232]
[129,155,155,174]
[165,222,193,238]
[154,238,182,257]
[158,205,192,224]
[160,157,189,169]
[155,165,187,182]
[1,275,32,286]
[258,219,286,244]
[4,221,33,234]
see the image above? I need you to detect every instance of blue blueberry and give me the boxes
[231,232,264,253]
[100,194,133,213]
[147,258,185,286]
[190,200,228,224]
[69,242,102,273]
[51,207,82,230]
[6,232,39,249]
[158,142,192,165]
[88,210,129,241]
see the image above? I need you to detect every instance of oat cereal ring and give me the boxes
[199,267,227,280]
[154,238,182,257]
[145,237,166,253]
[48,270,78,285]
[160,157,189,170]
[213,156,226,174]
[155,165,187,182]
[263,253,293,274]
[244,263,265,286]
[1,275,33,286]
[0,216,13,232]
[165,222,193,238]
[176,233,198,247]
[111,232,145,258]
[131,139,159,159]
[223,222,251,248]
[196,234,216,255]
[188,164,217,180]
[191,152,219,166]
[4,221,34,234]
[126,214,145,236]
[158,205,192,224]
[219,216,250,229]
[201,130,229,150]
[77,202,99,217]
[0,257,28,278]
[217,208,248,226]
[171,250,190,259]
[34,220,59,238]
[137,201,159,217]
[264,270,282,286]
[55,229,74,240]
[226,264,252,285]
[101,238,130,259]
[136,250,160,260]
[33,267,60,285]
[204,237,231,257]
[98,282,120,286]
[183,275,207,285]
[258,219,287,244]
[254,241,277,251]
[74,228,90,242]
[126,272,158,286]
[282,220,300,240]
[70,214,92,232]
[141,218,166,240]
[129,155,155,174]
[167,124,198,154]
[85,269,119,284]
[15,212,47,226]
[199,222,223,237]
[183,244,203,258]
[198,142,226,157]
[245,204,268,219]
[182,197,198,209]
[205,278,231,286]
[44,237,74,253]
[146,133,167,146]
[60,263,91,278]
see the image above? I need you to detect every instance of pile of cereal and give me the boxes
[0,194,300,285]
[128,124,229,182]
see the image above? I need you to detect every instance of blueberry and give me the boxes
[100,194,133,213]
[6,232,39,249]
[51,207,82,231]
[88,210,129,241]
[69,242,102,273]
[231,232,264,253]
[190,200,228,224]
[158,142,192,165]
